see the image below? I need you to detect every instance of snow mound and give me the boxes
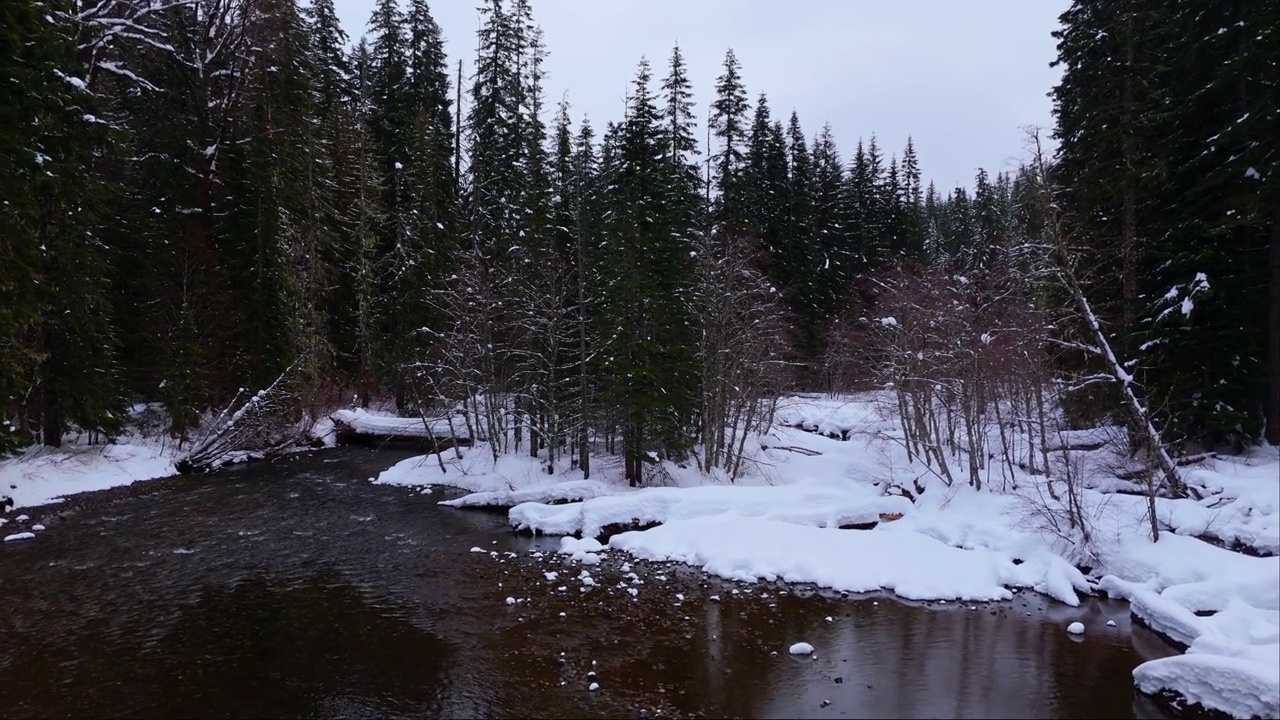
[559,536,605,565]
[0,441,177,510]
[1099,535,1279,720]
[789,642,815,655]
[509,480,913,539]
[1134,654,1279,720]
[4,532,35,542]
[609,514,1052,603]
[1067,622,1085,635]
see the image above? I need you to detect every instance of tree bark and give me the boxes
[1266,204,1280,444]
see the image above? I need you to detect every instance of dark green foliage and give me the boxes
[3,0,1267,470]
[596,59,698,485]
[1052,0,1279,447]
[0,0,123,447]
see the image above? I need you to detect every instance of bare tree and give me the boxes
[691,233,790,481]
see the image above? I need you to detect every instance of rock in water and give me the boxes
[1067,622,1085,635]
[789,642,815,655]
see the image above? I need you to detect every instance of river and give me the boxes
[0,447,1180,719]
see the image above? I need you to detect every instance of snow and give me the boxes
[610,515,1035,602]
[789,642,815,655]
[331,408,461,438]
[417,394,1280,712]
[4,532,35,542]
[1098,543,1279,719]
[558,536,605,565]
[395,394,1280,718]
[1135,655,1277,720]
[0,437,177,510]
[510,481,912,539]
[439,480,612,509]
[1067,622,1085,635]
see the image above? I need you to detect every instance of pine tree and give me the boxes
[597,58,696,485]
[306,0,351,113]
[780,111,821,370]
[0,0,49,448]
[899,137,925,261]
[709,49,750,233]
[659,43,703,242]
[811,124,849,322]
[13,4,126,445]
[743,93,789,282]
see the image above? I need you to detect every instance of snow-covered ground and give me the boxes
[376,394,1279,720]
[0,437,178,511]
[1,405,344,512]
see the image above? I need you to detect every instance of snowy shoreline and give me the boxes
[376,394,1279,720]
[4,396,1276,719]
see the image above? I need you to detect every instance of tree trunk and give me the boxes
[1267,204,1280,444]
[40,327,62,449]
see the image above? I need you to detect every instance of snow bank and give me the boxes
[374,445,611,499]
[508,479,912,539]
[382,393,1278,718]
[610,514,1030,602]
[0,440,177,510]
[1134,654,1278,720]
[1097,533,1279,720]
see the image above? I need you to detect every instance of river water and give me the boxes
[0,448,1180,719]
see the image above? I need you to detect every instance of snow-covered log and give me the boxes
[329,409,472,447]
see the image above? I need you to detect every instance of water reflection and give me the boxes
[2,568,455,719]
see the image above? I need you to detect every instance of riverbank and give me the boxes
[4,395,1276,718]
[375,394,1279,720]
[0,448,1180,719]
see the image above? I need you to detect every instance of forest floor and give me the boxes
[1,394,1276,718]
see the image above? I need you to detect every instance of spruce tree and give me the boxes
[781,111,821,371]
[709,49,750,233]
[18,4,125,445]
[597,58,696,485]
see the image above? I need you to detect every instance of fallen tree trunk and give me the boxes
[329,409,473,448]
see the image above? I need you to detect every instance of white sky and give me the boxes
[331,0,1067,191]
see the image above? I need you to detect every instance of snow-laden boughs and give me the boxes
[176,358,311,472]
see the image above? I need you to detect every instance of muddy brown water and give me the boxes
[0,448,1181,719]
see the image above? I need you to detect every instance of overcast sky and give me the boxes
[331,0,1068,191]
